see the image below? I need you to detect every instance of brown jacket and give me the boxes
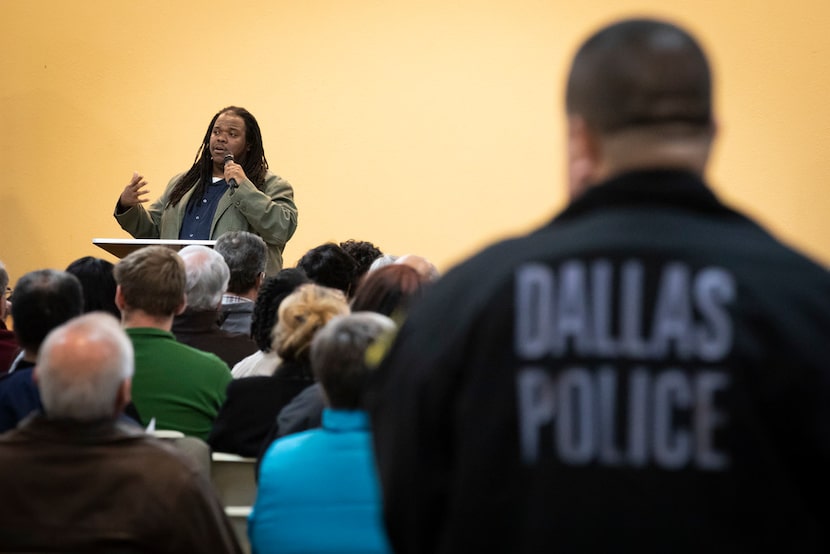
[0,415,242,553]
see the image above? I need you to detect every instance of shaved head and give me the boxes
[566,18,712,136]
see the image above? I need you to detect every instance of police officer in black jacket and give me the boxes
[371,17,830,554]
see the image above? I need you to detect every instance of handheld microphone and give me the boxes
[223,152,238,189]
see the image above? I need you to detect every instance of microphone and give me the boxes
[223,152,238,189]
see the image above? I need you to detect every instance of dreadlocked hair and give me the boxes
[167,106,270,208]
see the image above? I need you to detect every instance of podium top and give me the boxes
[92,238,216,259]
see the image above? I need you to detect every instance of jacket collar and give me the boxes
[13,414,145,445]
[172,309,222,334]
[553,169,744,224]
[322,409,370,432]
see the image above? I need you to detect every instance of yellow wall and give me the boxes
[2,1,830,287]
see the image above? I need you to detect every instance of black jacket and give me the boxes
[208,359,315,458]
[371,170,830,553]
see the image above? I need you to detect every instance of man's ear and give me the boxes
[174,294,187,316]
[114,378,132,416]
[115,285,127,312]
[566,115,601,200]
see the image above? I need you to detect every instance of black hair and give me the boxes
[250,268,310,351]
[339,239,383,279]
[566,18,712,135]
[10,270,84,352]
[295,243,360,297]
[167,106,269,207]
[65,257,120,318]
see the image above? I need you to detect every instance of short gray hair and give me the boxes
[310,312,396,409]
[178,245,230,310]
[37,312,134,420]
[215,231,267,294]
[368,254,398,273]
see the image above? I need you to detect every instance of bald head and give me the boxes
[567,18,712,135]
[565,19,716,197]
[36,312,134,421]
[395,254,440,282]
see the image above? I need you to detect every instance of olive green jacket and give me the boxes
[115,170,298,274]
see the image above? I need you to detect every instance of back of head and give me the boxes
[65,256,120,318]
[274,283,350,362]
[0,261,8,293]
[566,18,712,138]
[113,246,186,317]
[11,270,84,354]
[178,245,230,310]
[351,264,427,317]
[339,239,383,279]
[0,261,8,322]
[395,254,440,282]
[310,312,396,410]
[251,268,310,351]
[37,312,134,421]
[368,254,399,273]
[215,231,267,294]
[296,243,359,296]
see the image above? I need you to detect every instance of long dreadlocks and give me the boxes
[167,106,270,207]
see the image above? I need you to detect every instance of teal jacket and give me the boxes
[250,409,391,554]
[115,170,297,274]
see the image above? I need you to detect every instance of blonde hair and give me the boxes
[273,284,349,361]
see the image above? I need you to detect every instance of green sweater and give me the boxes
[127,327,231,440]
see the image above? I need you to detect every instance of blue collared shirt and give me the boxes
[179,178,229,240]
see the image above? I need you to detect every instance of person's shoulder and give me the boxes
[168,340,231,373]
[167,171,189,187]
[262,170,293,190]
[0,367,35,393]
[266,427,319,458]
[226,375,273,395]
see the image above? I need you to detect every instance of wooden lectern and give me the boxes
[92,238,217,259]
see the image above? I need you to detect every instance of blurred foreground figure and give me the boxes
[371,17,830,553]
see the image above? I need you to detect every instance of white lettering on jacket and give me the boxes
[513,259,734,471]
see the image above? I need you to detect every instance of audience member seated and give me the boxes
[249,312,396,554]
[65,256,121,318]
[340,239,383,284]
[231,268,309,379]
[0,312,242,553]
[115,245,231,440]
[173,245,257,368]
[368,254,398,273]
[0,262,19,374]
[215,230,267,334]
[0,269,83,432]
[208,284,348,457]
[351,264,429,318]
[296,242,360,297]
[272,264,428,441]
[394,253,440,282]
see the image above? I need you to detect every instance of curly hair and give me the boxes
[339,239,383,278]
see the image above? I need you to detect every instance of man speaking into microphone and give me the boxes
[114,106,298,274]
